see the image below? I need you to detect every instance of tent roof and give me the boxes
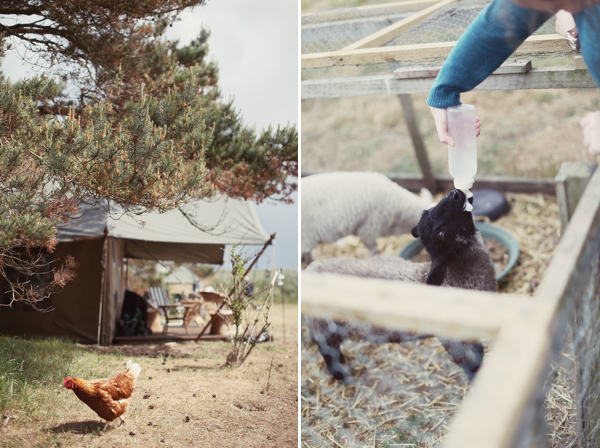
[56,195,270,264]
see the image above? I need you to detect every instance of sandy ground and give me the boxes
[1,303,298,448]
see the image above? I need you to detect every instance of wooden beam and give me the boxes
[343,0,459,50]
[393,59,532,79]
[536,167,600,307]
[357,0,439,10]
[442,313,554,448]
[398,94,437,194]
[301,66,596,98]
[302,0,439,23]
[554,161,595,233]
[389,174,557,194]
[573,55,587,70]
[302,34,570,68]
[301,171,557,194]
[302,272,536,340]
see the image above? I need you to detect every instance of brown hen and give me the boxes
[64,360,141,428]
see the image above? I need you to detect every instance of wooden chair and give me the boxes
[199,291,234,335]
[147,286,199,334]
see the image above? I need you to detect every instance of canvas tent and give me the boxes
[0,195,270,344]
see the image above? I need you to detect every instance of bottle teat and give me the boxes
[463,190,474,212]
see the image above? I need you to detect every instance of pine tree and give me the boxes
[0,2,297,309]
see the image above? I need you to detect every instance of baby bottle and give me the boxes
[447,104,477,211]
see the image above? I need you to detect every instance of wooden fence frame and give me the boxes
[302,166,600,447]
[301,1,596,194]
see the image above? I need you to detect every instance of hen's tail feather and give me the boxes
[125,360,141,381]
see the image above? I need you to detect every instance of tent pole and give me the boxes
[196,233,276,340]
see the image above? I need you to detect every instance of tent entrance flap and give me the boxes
[124,240,225,264]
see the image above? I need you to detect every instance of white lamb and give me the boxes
[301,171,433,264]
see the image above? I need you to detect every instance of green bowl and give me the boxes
[398,222,520,281]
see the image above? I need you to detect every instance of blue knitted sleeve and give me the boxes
[426,0,552,108]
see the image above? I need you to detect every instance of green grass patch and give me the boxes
[258,345,288,352]
[534,91,554,104]
[0,337,120,417]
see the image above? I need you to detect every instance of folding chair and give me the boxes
[147,286,199,334]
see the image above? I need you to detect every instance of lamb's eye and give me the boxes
[437,231,445,241]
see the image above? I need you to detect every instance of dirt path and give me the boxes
[2,303,298,448]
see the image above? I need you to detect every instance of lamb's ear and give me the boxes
[426,258,447,286]
[411,226,419,238]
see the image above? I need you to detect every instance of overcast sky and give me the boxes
[2,0,299,270]
[166,0,299,271]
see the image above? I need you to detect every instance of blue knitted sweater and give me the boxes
[426,0,600,108]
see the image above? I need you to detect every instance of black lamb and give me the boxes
[306,189,497,382]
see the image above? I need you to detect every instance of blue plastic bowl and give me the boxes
[398,222,520,281]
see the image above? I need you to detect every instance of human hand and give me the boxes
[429,106,481,147]
[582,111,600,155]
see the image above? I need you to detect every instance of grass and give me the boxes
[0,337,120,418]
[302,89,599,180]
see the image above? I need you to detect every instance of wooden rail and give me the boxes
[302,66,596,98]
[301,171,558,195]
[302,35,571,68]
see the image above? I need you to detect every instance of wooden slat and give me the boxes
[301,171,557,195]
[442,312,554,448]
[301,66,596,98]
[302,0,438,23]
[393,65,442,79]
[573,55,587,70]
[343,0,459,50]
[393,59,532,79]
[114,333,228,343]
[302,34,570,68]
[393,175,557,194]
[554,162,595,233]
[357,0,439,11]
[302,272,537,340]
[536,168,600,307]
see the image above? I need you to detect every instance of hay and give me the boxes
[302,193,573,447]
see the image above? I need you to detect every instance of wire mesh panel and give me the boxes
[385,0,556,46]
[563,224,600,446]
[302,2,428,53]
[301,0,584,96]
[302,12,413,53]
[302,0,558,55]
